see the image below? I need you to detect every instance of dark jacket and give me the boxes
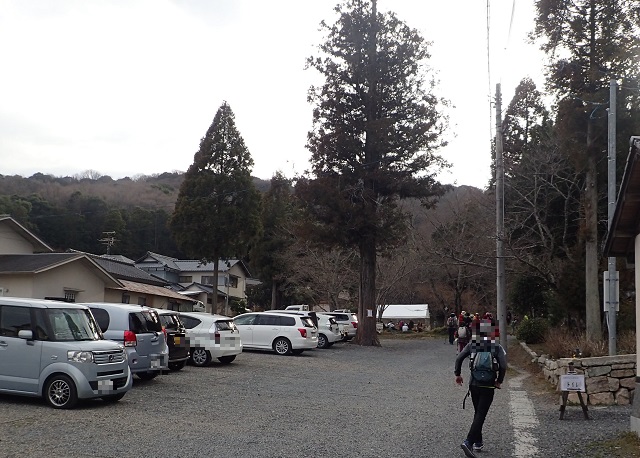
[454,340,507,387]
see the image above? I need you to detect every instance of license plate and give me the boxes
[174,337,180,344]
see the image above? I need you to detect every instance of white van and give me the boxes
[0,297,132,409]
[285,305,309,311]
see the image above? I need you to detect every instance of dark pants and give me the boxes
[466,385,495,445]
[448,327,456,344]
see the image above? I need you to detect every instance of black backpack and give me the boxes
[469,347,499,384]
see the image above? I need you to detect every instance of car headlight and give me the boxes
[68,351,94,363]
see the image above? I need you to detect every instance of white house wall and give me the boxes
[0,264,105,301]
[0,274,34,297]
[0,225,36,254]
[32,263,106,302]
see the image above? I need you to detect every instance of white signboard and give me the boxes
[560,374,586,392]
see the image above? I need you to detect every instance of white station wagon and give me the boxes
[233,312,318,355]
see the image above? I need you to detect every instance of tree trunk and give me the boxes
[356,235,380,346]
[270,279,277,310]
[584,122,601,339]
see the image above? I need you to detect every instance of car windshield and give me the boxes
[216,320,237,331]
[45,308,102,341]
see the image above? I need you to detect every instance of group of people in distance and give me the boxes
[448,310,507,458]
[447,311,499,353]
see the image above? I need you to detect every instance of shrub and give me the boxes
[543,329,605,358]
[536,328,636,358]
[430,325,448,335]
[516,317,549,344]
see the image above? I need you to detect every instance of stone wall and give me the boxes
[520,342,636,406]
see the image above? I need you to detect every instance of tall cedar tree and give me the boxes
[296,0,448,345]
[501,79,584,322]
[533,0,640,339]
[171,102,261,314]
[251,172,295,310]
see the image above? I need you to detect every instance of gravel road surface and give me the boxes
[0,338,631,457]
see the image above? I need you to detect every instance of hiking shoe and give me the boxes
[461,440,477,458]
[473,442,484,452]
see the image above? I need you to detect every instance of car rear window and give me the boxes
[129,311,162,333]
[215,320,237,331]
[279,316,296,326]
[300,317,315,328]
[159,314,181,330]
[179,315,201,329]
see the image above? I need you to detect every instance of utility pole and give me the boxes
[495,83,507,351]
[606,78,618,355]
[99,231,117,255]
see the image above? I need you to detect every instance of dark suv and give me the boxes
[156,310,189,371]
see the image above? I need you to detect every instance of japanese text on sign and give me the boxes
[560,374,585,392]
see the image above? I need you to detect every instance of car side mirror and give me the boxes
[18,330,33,340]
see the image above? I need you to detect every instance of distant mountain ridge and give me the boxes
[0,172,272,210]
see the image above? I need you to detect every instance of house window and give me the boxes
[64,290,76,302]
[201,276,213,285]
[179,276,192,283]
[122,294,130,304]
[138,297,147,306]
[228,276,238,288]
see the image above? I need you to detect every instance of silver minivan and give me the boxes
[0,297,132,409]
[84,302,169,380]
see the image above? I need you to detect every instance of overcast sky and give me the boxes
[0,0,545,189]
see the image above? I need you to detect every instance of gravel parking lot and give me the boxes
[0,338,632,458]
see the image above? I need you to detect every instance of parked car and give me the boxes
[326,310,358,340]
[83,302,168,380]
[0,297,132,409]
[314,313,343,348]
[155,310,189,371]
[233,312,317,355]
[178,312,242,367]
[279,311,342,349]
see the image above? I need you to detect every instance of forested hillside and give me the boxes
[0,171,271,259]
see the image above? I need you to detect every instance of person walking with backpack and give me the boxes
[454,319,507,458]
[455,312,471,353]
[446,313,457,345]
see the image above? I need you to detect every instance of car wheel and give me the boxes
[137,371,159,381]
[317,334,329,349]
[102,393,126,404]
[273,337,292,355]
[45,374,78,409]
[190,348,212,367]
[292,349,304,355]
[217,355,236,364]
[168,361,186,371]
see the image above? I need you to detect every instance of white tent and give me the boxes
[379,304,429,322]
